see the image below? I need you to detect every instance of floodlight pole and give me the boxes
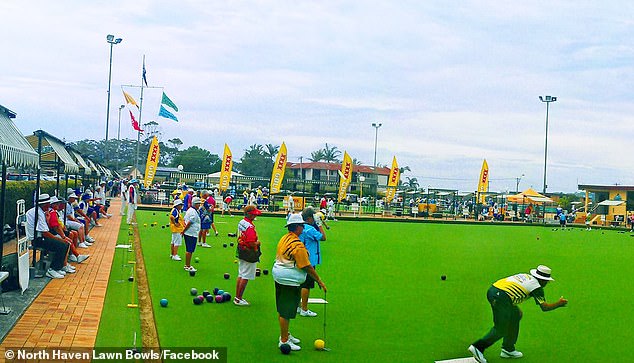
[539,95,556,195]
[372,123,382,214]
[515,173,524,193]
[105,34,122,162]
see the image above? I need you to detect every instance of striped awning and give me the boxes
[27,130,79,174]
[86,159,101,176]
[0,106,39,169]
[69,149,91,173]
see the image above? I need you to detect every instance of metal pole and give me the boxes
[543,101,549,194]
[105,42,114,158]
[117,105,124,174]
[372,123,382,215]
[135,55,146,175]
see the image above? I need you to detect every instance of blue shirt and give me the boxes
[183,193,192,211]
[299,223,323,266]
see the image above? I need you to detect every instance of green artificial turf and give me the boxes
[99,211,634,363]
[95,219,142,350]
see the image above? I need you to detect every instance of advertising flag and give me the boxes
[269,142,287,194]
[144,136,160,188]
[477,159,489,203]
[337,151,353,202]
[385,156,400,203]
[219,144,233,192]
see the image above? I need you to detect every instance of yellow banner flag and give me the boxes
[337,151,353,202]
[219,144,233,192]
[270,142,287,194]
[385,156,400,203]
[477,159,489,203]
[143,136,160,188]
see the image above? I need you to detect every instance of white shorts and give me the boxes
[238,260,257,280]
[223,202,229,211]
[171,233,182,246]
[65,220,83,231]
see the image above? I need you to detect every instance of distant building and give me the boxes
[578,184,634,225]
[286,161,391,194]
[120,166,143,179]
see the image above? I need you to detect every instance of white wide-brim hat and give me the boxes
[173,199,183,207]
[530,265,554,281]
[284,213,306,227]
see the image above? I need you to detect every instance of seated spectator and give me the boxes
[48,197,89,267]
[26,194,72,279]
[79,193,101,227]
[65,193,95,246]
[94,183,112,218]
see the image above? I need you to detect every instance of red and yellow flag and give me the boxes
[477,159,489,203]
[219,144,233,192]
[270,142,287,194]
[143,136,160,188]
[337,151,353,202]
[385,156,400,203]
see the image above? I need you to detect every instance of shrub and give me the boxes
[1,181,59,228]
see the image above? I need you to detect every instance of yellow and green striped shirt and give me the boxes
[493,273,546,305]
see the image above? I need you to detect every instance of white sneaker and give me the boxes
[83,241,93,246]
[278,338,301,351]
[171,255,182,261]
[215,231,219,236]
[197,242,202,246]
[86,236,95,242]
[287,333,300,344]
[78,242,89,248]
[46,268,64,279]
[468,345,487,363]
[200,243,211,248]
[56,269,66,276]
[68,254,78,262]
[501,349,523,359]
[76,255,90,263]
[63,265,76,273]
[106,213,113,217]
[233,297,249,306]
[187,266,197,272]
[300,309,317,317]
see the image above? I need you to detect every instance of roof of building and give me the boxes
[578,184,634,192]
[286,161,390,175]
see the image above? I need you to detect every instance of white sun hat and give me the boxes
[284,213,306,227]
[530,265,554,281]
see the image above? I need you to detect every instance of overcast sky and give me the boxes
[2,1,633,193]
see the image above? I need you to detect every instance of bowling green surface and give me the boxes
[96,211,634,363]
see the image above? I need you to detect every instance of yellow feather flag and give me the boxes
[143,136,160,188]
[385,156,400,203]
[337,151,353,202]
[219,144,233,192]
[123,90,139,109]
[477,159,489,203]
[269,142,287,194]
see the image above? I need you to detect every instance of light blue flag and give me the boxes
[158,105,178,122]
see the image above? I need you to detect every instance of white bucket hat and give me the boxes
[530,265,554,281]
[173,199,183,207]
[191,197,202,205]
[37,194,51,204]
[284,213,306,227]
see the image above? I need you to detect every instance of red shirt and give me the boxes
[48,209,60,229]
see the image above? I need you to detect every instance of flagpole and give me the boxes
[135,55,145,177]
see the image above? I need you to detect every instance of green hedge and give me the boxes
[1,181,58,228]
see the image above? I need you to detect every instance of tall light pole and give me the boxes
[539,95,557,194]
[116,104,125,173]
[515,173,525,193]
[371,122,382,214]
[105,34,123,160]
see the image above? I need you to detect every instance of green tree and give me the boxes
[236,144,272,177]
[264,144,280,161]
[322,143,341,163]
[309,150,325,162]
[171,146,221,173]
[405,176,419,190]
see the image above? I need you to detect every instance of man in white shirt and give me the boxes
[120,179,128,215]
[26,194,72,279]
[127,179,139,225]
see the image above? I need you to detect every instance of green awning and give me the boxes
[0,106,39,169]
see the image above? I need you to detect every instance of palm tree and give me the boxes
[322,143,342,163]
[352,158,363,165]
[309,150,325,162]
[399,165,411,174]
[263,143,280,161]
[405,176,419,190]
